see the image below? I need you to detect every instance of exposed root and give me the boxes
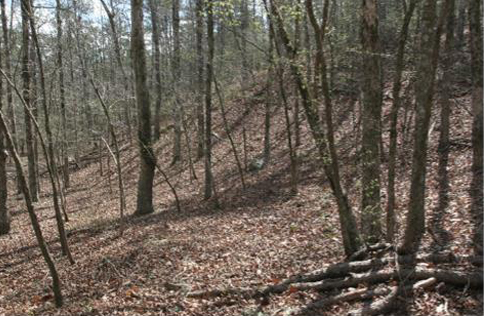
[185,256,482,304]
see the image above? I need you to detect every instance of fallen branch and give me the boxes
[290,278,437,315]
[186,268,482,300]
[346,277,438,316]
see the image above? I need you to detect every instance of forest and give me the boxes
[0,0,482,315]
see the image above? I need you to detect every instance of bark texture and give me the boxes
[131,0,155,215]
[360,0,383,243]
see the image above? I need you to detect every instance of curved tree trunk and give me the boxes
[0,100,63,308]
[386,0,418,243]
[400,0,447,254]
[269,0,362,256]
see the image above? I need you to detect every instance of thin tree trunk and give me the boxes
[56,0,69,189]
[386,0,418,243]
[214,76,245,189]
[1,0,16,147]
[468,0,483,256]
[399,0,447,255]
[91,77,126,220]
[0,21,8,235]
[0,0,20,195]
[0,110,63,307]
[149,0,163,140]
[434,0,454,237]
[21,0,38,202]
[99,0,132,141]
[1,65,75,263]
[270,0,362,256]
[204,0,214,200]
[277,65,298,195]
[172,0,182,164]
[26,0,74,261]
[196,0,204,159]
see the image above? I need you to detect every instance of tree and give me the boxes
[99,0,132,140]
[0,19,8,235]
[434,0,454,230]
[204,0,214,200]
[0,107,63,306]
[132,0,156,215]
[196,0,204,159]
[468,0,483,256]
[272,0,362,256]
[21,0,38,202]
[360,0,383,243]
[149,0,163,140]
[386,0,418,243]
[56,0,69,188]
[172,0,182,164]
[399,0,444,255]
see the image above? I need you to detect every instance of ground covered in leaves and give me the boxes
[0,76,482,315]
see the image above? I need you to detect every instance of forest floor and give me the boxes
[0,76,482,315]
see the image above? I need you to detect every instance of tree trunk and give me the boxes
[56,0,69,189]
[196,0,204,159]
[99,0,132,141]
[360,0,383,243]
[400,0,445,254]
[0,23,8,235]
[21,0,38,202]
[204,0,214,200]
[131,0,155,215]
[0,0,20,195]
[386,0,418,243]
[149,0,163,140]
[26,2,74,262]
[433,0,454,240]
[1,0,16,146]
[0,110,63,307]
[468,0,483,256]
[172,0,182,164]
[270,0,362,256]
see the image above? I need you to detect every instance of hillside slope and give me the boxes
[0,76,481,315]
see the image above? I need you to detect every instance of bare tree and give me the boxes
[270,0,362,256]
[56,0,69,188]
[204,0,214,199]
[149,0,163,140]
[196,0,204,159]
[99,0,132,140]
[468,0,483,256]
[360,0,383,243]
[172,0,182,164]
[0,21,8,235]
[0,109,63,307]
[131,0,155,215]
[400,0,446,255]
[21,0,38,202]
[386,0,418,243]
